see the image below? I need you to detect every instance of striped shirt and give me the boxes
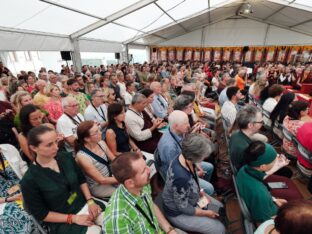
[103,185,163,234]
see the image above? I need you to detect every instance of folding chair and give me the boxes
[281,126,297,160]
[232,175,255,234]
[293,138,312,178]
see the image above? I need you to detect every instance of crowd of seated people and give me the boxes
[0,60,311,233]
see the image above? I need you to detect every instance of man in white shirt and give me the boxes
[218,78,236,107]
[56,97,85,152]
[221,86,243,127]
[124,81,136,107]
[84,89,108,130]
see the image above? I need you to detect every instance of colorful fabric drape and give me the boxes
[168,47,175,61]
[184,48,193,61]
[222,47,231,62]
[204,48,212,62]
[244,47,254,63]
[176,47,184,61]
[160,48,167,61]
[150,48,158,63]
[194,48,201,61]
[276,46,288,63]
[233,47,242,62]
[287,46,300,64]
[265,46,276,62]
[254,47,265,62]
[213,48,221,62]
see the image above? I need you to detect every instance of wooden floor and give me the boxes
[215,120,312,234]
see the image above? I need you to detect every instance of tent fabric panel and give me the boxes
[78,39,123,53]
[0,31,72,51]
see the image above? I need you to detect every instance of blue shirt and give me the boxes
[157,128,183,178]
[151,94,168,118]
[218,87,228,107]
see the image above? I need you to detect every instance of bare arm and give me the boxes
[76,154,118,185]
[105,129,121,156]
[18,134,34,162]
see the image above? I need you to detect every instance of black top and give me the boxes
[107,123,131,153]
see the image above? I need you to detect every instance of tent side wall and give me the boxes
[157,19,312,47]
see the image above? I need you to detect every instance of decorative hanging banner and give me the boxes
[150,48,158,63]
[265,46,276,62]
[276,46,288,63]
[176,47,184,61]
[194,48,201,61]
[233,47,242,62]
[184,48,193,61]
[168,47,176,61]
[160,48,167,61]
[222,47,231,62]
[204,48,212,62]
[287,46,300,64]
[244,47,254,63]
[301,46,312,62]
[213,48,221,62]
[254,47,264,63]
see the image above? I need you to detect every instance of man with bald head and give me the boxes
[157,111,214,195]
[150,81,169,118]
[56,96,85,152]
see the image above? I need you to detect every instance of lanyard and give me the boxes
[134,196,157,230]
[129,108,144,120]
[157,95,166,109]
[168,129,182,150]
[65,113,82,126]
[185,160,200,192]
[91,103,106,121]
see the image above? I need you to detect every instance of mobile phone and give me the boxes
[268,182,288,189]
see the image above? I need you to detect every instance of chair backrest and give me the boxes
[282,126,294,142]
[293,138,312,163]
[153,148,165,180]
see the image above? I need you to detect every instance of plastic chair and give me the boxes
[293,138,312,178]
[232,175,255,234]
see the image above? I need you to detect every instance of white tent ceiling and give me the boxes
[0,0,311,51]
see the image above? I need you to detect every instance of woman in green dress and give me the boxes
[21,125,105,234]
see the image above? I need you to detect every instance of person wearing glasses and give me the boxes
[56,97,85,153]
[104,88,117,108]
[84,89,108,138]
[75,121,118,199]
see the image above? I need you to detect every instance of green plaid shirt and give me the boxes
[103,184,163,234]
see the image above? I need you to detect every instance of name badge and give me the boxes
[67,192,77,205]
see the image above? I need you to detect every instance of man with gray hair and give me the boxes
[229,105,268,171]
[56,96,85,152]
[84,88,108,131]
[162,133,225,234]
[157,110,214,195]
[125,93,163,153]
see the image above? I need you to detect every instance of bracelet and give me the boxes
[67,214,73,224]
[87,199,95,205]
[166,226,175,234]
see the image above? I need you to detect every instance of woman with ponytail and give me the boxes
[75,121,117,199]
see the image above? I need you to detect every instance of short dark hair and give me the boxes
[107,103,124,126]
[180,90,195,101]
[288,101,309,120]
[244,141,265,165]
[126,81,134,88]
[140,88,154,98]
[275,200,312,234]
[268,84,284,98]
[111,152,141,184]
[226,86,240,100]
[67,78,78,86]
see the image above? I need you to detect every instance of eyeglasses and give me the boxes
[253,120,264,124]
[67,104,79,108]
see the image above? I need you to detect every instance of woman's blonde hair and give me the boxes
[10,91,30,111]
[46,84,60,97]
